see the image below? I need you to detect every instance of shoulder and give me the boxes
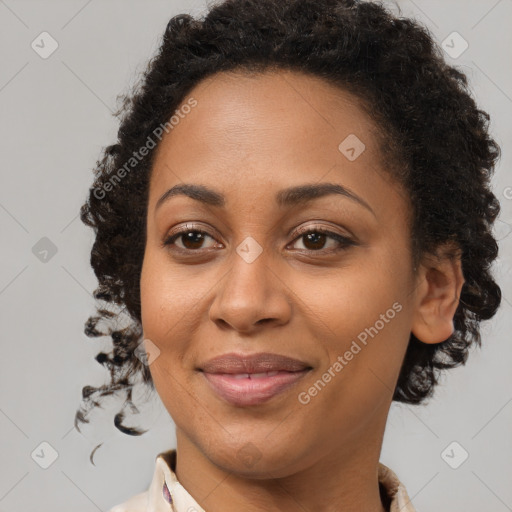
[107,490,149,512]
[106,449,175,512]
[378,462,416,512]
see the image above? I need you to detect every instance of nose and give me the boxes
[208,244,292,334]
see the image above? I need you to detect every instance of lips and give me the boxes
[199,351,311,374]
[198,352,312,406]
[226,371,281,379]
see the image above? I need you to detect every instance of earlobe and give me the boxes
[411,244,465,344]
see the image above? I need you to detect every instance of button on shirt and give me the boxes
[108,449,416,512]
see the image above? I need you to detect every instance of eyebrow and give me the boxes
[155,182,376,217]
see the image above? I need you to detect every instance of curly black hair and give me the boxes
[76,0,502,443]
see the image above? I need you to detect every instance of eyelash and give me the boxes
[162,224,355,254]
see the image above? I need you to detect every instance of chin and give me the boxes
[202,434,305,478]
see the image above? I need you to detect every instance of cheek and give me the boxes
[292,253,406,339]
[139,252,214,400]
[139,256,201,421]
[140,252,201,342]
[292,257,411,407]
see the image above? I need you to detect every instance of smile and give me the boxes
[201,369,311,406]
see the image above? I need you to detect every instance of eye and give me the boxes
[162,224,356,254]
[289,226,355,252]
[162,224,221,251]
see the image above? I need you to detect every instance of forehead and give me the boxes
[149,69,397,213]
[154,68,378,152]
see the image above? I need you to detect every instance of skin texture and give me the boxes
[140,69,465,512]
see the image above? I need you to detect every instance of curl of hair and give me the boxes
[77,0,502,439]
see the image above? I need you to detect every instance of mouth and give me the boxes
[198,352,313,406]
[198,351,311,373]
[201,370,312,406]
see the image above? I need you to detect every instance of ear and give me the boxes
[411,243,465,344]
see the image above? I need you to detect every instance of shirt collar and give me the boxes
[135,449,416,512]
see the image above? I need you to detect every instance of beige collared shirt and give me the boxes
[109,449,416,512]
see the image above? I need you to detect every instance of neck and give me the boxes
[173,415,389,512]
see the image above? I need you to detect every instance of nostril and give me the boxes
[256,318,273,325]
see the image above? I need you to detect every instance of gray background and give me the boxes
[0,0,511,511]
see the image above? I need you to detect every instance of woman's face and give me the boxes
[140,69,426,476]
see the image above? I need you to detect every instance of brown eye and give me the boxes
[290,228,355,252]
[163,229,219,251]
[179,231,208,250]
[300,232,328,250]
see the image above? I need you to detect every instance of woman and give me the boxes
[77,0,502,510]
